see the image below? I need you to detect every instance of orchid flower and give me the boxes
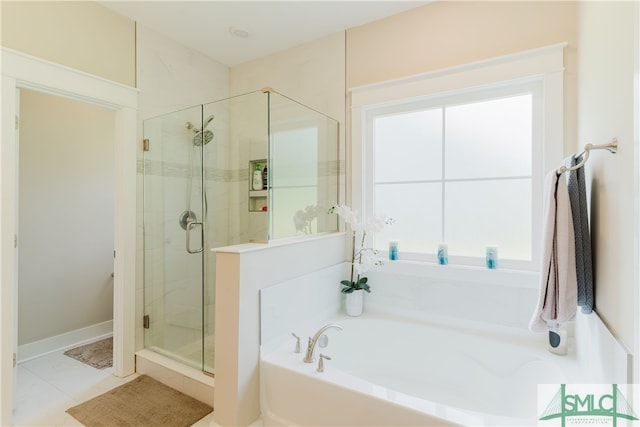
[329,205,393,294]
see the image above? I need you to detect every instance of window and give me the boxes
[371,84,540,266]
[351,44,565,271]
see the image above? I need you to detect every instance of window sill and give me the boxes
[374,259,540,289]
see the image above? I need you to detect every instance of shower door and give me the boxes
[143,106,214,373]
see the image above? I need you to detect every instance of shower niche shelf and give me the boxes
[249,159,268,212]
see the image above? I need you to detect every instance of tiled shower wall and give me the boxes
[136,23,230,353]
[142,107,228,335]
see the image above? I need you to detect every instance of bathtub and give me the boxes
[260,311,581,426]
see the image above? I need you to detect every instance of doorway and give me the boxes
[1,48,137,426]
[17,89,115,361]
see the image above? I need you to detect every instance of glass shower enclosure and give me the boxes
[142,89,340,373]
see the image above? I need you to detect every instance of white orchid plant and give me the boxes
[329,205,394,294]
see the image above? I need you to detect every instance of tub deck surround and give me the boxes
[260,310,626,427]
[211,232,348,427]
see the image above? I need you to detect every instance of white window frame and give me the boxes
[350,43,566,272]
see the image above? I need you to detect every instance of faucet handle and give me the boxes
[291,333,301,353]
[317,354,331,373]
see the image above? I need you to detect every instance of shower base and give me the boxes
[135,349,214,407]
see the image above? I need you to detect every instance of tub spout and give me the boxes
[303,323,342,363]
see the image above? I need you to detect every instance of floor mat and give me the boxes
[66,375,213,427]
[63,338,113,369]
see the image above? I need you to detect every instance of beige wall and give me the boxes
[18,89,115,344]
[346,1,579,151]
[231,31,346,124]
[1,1,135,87]
[346,1,578,88]
[577,1,637,358]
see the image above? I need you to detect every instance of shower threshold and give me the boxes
[135,349,214,407]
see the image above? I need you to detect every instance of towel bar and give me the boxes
[556,138,617,175]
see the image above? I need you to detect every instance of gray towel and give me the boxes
[566,154,594,314]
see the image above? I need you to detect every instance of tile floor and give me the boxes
[13,350,218,427]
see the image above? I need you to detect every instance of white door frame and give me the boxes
[1,47,138,425]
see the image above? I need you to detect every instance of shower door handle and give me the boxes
[186,220,204,254]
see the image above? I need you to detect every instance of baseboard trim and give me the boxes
[17,320,113,363]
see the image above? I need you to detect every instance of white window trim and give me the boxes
[350,43,566,273]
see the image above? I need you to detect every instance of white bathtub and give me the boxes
[260,311,581,426]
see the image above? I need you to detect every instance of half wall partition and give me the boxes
[142,89,340,373]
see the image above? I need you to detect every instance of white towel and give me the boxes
[529,170,577,332]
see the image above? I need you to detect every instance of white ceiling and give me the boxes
[100,1,430,67]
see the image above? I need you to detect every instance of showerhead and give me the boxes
[193,129,214,146]
[192,114,215,146]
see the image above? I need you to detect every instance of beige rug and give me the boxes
[66,375,213,427]
[64,338,113,369]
